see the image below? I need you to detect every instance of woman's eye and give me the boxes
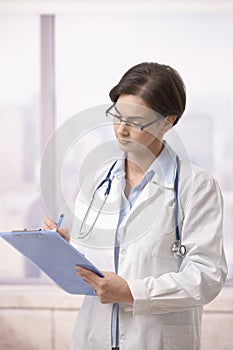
[127,117,144,126]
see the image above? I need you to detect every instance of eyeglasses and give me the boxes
[105,103,163,131]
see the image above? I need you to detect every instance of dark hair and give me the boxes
[109,62,186,126]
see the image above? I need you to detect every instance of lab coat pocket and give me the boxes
[163,325,198,350]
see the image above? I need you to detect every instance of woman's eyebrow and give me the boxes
[115,107,145,119]
[127,116,145,120]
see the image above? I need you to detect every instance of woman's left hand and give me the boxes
[76,266,133,304]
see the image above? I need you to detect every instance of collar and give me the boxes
[111,141,178,189]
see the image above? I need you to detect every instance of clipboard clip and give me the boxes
[11,214,64,233]
[11,228,43,232]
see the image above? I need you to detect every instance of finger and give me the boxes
[77,272,98,290]
[76,266,106,276]
[76,266,98,280]
[57,228,70,242]
[43,218,56,230]
[76,267,100,288]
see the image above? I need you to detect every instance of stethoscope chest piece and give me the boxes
[171,240,187,258]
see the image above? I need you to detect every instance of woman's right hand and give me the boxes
[43,217,70,243]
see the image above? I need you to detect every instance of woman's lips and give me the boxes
[118,138,132,145]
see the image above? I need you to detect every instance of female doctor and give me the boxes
[44,62,227,350]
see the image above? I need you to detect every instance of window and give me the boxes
[0,15,42,280]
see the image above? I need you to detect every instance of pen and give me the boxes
[56,214,64,229]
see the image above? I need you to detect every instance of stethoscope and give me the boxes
[79,157,187,258]
[171,156,187,257]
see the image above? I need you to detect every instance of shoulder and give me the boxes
[178,159,223,209]
[180,159,219,188]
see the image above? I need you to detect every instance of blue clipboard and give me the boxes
[0,230,104,295]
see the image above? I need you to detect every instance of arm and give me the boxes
[126,178,228,315]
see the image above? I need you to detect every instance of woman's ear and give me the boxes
[165,115,177,127]
[160,116,177,134]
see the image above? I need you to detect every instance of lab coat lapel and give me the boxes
[123,141,178,225]
[124,168,175,227]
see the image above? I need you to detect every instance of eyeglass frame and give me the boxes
[105,103,164,132]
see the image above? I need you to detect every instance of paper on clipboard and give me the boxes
[0,230,104,295]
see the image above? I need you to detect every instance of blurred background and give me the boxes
[0,1,233,349]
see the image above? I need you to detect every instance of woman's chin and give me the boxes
[117,139,133,150]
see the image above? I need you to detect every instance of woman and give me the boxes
[44,62,227,350]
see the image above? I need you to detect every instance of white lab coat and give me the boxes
[70,149,227,350]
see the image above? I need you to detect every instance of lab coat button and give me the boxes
[120,334,126,341]
[121,249,127,255]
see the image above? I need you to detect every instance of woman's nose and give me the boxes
[117,121,129,135]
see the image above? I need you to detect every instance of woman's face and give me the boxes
[112,94,170,154]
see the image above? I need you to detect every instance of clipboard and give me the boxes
[0,230,104,295]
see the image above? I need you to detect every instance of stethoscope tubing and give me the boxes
[174,156,180,241]
[79,194,108,239]
[172,156,186,257]
[78,160,118,238]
